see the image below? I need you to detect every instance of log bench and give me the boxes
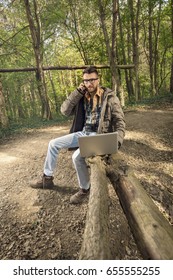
[79,153,173,260]
[79,156,111,259]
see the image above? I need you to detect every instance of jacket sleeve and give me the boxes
[60,89,84,117]
[111,96,126,146]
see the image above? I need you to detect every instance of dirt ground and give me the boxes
[0,105,173,260]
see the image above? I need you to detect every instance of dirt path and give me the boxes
[0,107,173,260]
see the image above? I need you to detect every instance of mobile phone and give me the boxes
[78,83,87,95]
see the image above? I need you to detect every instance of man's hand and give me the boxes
[77,83,87,95]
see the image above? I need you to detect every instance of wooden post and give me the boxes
[106,154,173,260]
[79,156,111,260]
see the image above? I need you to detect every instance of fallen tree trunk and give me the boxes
[79,156,111,260]
[106,154,173,260]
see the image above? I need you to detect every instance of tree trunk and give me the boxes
[170,59,173,94]
[98,0,119,93]
[170,0,173,94]
[128,0,141,101]
[47,70,59,112]
[23,0,52,119]
[127,31,135,99]
[153,0,162,96]
[148,1,157,96]
[0,80,9,128]
[118,0,132,100]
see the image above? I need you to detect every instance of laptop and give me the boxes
[78,132,118,157]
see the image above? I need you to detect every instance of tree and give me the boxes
[127,0,141,101]
[148,0,162,96]
[170,0,173,94]
[118,0,134,100]
[98,0,119,90]
[23,0,52,119]
[0,79,9,128]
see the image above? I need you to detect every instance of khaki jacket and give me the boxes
[61,87,125,146]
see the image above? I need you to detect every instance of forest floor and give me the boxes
[0,104,173,260]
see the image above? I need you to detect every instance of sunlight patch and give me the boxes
[125,130,171,151]
[39,126,69,133]
[0,152,18,163]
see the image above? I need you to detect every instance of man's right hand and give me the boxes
[77,83,87,95]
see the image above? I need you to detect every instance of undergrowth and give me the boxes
[0,115,69,141]
[0,94,172,141]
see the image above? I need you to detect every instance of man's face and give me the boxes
[83,73,99,93]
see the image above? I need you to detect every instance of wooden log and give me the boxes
[79,156,111,260]
[106,154,173,260]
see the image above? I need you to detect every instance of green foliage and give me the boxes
[0,0,172,127]
[127,92,173,107]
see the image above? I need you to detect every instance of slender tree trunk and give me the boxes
[5,89,13,120]
[46,68,59,113]
[170,0,173,94]
[50,71,59,112]
[118,0,132,101]
[128,0,141,101]
[153,0,162,95]
[170,60,173,94]
[148,1,156,96]
[116,46,125,107]
[23,0,52,119]
[98,0,121,97]
[113,0,125,105]
[127,29,135,100]
[0,80,9,128]
[16,79,25,119]
[135,0,141,100]
[111,0,118,91]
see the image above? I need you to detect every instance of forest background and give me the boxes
[0,0,173,134]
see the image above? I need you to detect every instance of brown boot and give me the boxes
[70,188,90,204]
[30,174,54,189]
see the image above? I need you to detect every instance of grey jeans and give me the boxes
[44,131,96,190]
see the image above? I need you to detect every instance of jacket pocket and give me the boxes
[101,120,111,132]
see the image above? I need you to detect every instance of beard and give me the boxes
[87,85,97,95]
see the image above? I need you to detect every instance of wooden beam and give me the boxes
[79,156,111,260]
[106,154,173,260]
[0,64,135,73]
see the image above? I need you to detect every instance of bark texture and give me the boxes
[79,156,111,260]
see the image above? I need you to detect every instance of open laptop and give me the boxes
[78,132,118,157]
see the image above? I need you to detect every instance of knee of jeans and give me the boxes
[72,151,81,165]
[49,139,56,150]
[72,152,77,163]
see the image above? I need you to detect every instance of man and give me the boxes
[31,66,125,204]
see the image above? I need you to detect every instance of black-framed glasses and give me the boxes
[83,78,98,84]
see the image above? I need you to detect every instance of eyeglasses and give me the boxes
[83,78,98,84]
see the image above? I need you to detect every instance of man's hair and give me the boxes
[83,66,98,76]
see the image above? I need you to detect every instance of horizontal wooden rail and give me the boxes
[0,64,135,73]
